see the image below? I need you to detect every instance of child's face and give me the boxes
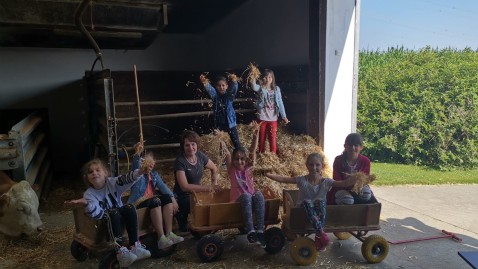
[86,164,106,189]
[142,157,155,173]
[263,74,273,87]
[344,143,364,160]
[216,80,228,94]
[183,138,198,157]
[232,151,247,170]
[306,157,324,176]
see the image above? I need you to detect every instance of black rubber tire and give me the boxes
[98,250,120,269]
[361,234,389,264]
[264,227,285,254]
[70,240,88,262]
[290,237,317,266]
[196,234,224,262]
[334,231,352,240]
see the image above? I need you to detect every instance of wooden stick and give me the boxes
[133,64,144,145]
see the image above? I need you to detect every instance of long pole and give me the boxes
[133,64,144,145]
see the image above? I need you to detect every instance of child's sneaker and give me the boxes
[116,246,138,268]
[256,232,267,248]
[130,241,151,260]
[157,234,174,249]
[315,232,330,252]
[246,231,258,244]
[167,232,184,244]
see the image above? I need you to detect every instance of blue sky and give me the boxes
[360,0,478,51]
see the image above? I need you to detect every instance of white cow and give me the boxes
[0,171,43,236]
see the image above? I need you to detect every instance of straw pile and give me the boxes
[196,123,331,198]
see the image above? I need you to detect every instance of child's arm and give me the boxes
[266,173,296,184]
[249,122,260,166]
[201,74,217,98]
[332,175,359,188]
[228,73,239,97]
[275,87,289,124]
[64,197,87,206]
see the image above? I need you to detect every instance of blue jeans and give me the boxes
[237,191,265,232]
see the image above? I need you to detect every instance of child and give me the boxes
[81,158,151,267]
[328,133,372,205]
[201,73,242,149]
[127,143,184,250]
[266,153,358,251]
[219,123,266,248]
[250,68,289,154]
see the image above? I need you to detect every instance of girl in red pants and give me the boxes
[250,68,289,153]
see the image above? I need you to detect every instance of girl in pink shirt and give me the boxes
[220,124,266,248]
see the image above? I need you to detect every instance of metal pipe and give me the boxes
[116,109,255,122]
[75,0,103,66]
[114,98,254,106]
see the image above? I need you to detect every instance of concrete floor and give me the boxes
[1,184,477,269]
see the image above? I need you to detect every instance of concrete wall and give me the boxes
[323,0,359,164]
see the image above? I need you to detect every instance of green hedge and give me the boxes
[358,47,478,169]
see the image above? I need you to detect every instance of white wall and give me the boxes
[323,0,359,164]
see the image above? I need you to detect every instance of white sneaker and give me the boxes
[130,241,151,260]
[116,246,137,268]
[167,232,184,244]
[157,234,174,249]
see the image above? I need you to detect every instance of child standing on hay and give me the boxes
[127,142,184,250]
[200,73,242,149]
[77,158,151,268]
[249,67,289,154]
[328,133,373,205]
[219,123,267,248]
[266,153,358,251]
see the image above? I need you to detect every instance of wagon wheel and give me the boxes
[264,227,285,254]
[281,222,298,241]
[99,250,120,269]
[70,240,89,262]
[290,237,317,266]
[196,234,224,262]
[333,232,352,240]
[361,234,389,264]
[191,229,214,240]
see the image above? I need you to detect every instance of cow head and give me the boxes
[0,180,43,237]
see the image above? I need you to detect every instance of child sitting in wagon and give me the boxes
[219,122,267,248]
[266,153,358,251]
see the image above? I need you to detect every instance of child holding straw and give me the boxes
[200,73,242,149]
[248,65,289,154]
[266,153,358,251]
[219,122,267,248]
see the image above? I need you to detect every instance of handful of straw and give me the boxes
[349,172,377,194]
[246,63,261,86]
[199,73,210,85]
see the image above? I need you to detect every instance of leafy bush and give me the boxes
[358,47,478,169]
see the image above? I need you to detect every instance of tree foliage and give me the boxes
[358,47,478,169]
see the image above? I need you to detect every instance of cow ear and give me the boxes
[0,193,10,207]
[31,184,40,192]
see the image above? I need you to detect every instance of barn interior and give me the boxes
[0,0,326,199]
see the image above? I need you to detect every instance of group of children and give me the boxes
[67,65,374,267]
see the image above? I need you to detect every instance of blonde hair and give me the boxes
[81,159,109,187]
[141,152,156,170]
